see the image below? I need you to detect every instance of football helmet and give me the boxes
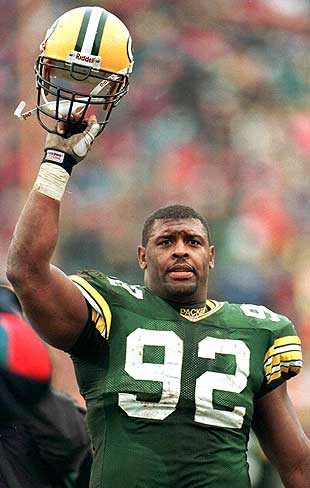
[33,6,134,136]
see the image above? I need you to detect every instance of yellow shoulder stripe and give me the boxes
[70,274,112,338]
[264,335,301,362]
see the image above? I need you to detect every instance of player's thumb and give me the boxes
[72,116,100,159]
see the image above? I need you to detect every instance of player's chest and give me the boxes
[106,311,267,428]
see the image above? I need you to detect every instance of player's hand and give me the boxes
[45,115,100,164]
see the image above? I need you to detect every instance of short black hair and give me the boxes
[142,204,212,246]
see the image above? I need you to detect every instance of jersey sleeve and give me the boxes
[259,319,302,397]
[69,271,145,357]
[69,272,112,340]
[69,271,144,346]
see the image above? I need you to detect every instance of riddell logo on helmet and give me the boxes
[67,51,101,69]
[76,53,96,63]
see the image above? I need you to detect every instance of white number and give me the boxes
[119,330,250,428]
[195,337,249,428]
[240,304,280,322]
[107,277,144,300]
[118,329,183,420]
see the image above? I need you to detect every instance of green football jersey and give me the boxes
[70,271,302,488]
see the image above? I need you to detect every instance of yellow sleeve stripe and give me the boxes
[274,335,301,347]
[91,308,107,336]
[263,335,302,384]
[264,349,302,369]
[70,274,112,338]
[264,336,301,362]
[72,280,107,335]
[266,361,302,383]
[265,350,303,374]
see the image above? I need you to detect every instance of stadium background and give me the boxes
[0,1,309,486]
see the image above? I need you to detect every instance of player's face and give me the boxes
[137,218,215,303]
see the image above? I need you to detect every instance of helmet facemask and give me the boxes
[35,56,129,137]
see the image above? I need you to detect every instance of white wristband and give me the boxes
[33,162,70,201]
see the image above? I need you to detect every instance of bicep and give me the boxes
[18,265,89,350]
[253,382,310,482]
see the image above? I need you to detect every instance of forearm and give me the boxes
[7,189,60,288]
[6,119,100,348]
[7,117,99,289]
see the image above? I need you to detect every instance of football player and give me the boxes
[7,5,310,488]
[7,160,310,486]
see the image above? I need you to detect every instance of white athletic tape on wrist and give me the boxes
[34,162,70,201]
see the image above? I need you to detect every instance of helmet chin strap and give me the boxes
[14,72,121,121]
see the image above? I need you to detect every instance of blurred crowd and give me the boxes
[0,0,309,449]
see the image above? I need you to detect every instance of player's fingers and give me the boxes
[56,119,66,135]
[72,116,100,159]
[57,113,85,136]
[84,116,100,142]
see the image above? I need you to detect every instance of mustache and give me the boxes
[167,259,196,274]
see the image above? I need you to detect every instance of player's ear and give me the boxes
[137,245,147,270]
[209,245,215,270]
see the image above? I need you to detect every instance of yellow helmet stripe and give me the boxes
[98,14,131,73]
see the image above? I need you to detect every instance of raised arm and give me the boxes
[253,382,310,487]
[6,118,100,350]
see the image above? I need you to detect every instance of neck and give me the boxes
[166,296,207,307]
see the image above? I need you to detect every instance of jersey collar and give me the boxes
[178,299,224,322]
